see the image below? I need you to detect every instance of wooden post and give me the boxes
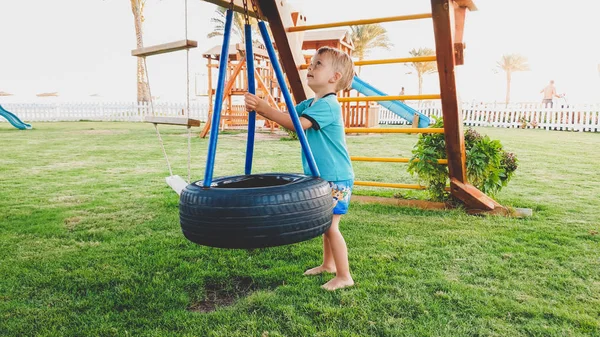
[431,0,498,211]
[257,0,309,103]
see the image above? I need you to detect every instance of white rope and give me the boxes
[143,0,193,182]
[185,0,192,184]
[143,56,174,177]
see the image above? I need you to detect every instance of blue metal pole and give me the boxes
[203,9,234,187]
[257,21,320,177]
[244,24,256,175]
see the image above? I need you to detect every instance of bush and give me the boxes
[407,117,518,201]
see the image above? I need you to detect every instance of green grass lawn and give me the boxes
[1,122,599,336]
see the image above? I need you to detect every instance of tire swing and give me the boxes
[179,1,333,249]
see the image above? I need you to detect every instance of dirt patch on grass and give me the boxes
[188,276,258,313]
[64,217,82,231]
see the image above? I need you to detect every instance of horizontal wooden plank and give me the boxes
[144,116,201,127]
[201,0,263,19]
[132,40,197,57]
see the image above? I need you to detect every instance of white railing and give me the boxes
[2,101,600,132]
[1,102,210,122]
[379,101,600,132]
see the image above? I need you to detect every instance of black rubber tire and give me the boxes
[179,173,333,249]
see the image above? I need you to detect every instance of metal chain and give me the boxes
[250,0,261,21]
[242,0,250,25]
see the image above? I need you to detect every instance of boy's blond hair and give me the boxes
[313,46,355,92]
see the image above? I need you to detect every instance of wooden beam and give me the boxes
[453,5,467,65]
[353,195,450,210]
[431,0,466,183]
[131,40,197,57]
[450,179,497,211]
[200,59,246,138]
[431,0,502,212]
[255,69,280,108]
[257,0,309,103]
[454,0,477,11]
[144,116,200,127]
[202,0,263,19]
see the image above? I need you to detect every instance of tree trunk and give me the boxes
[131,0,151,103]
[505,71,511,105]
[418,73,423,95]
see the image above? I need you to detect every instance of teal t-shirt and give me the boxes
[295,94,354,182]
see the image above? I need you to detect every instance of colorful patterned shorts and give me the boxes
[329,180,353,215]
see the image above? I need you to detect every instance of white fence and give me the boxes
[379,101,600,132]
[1,102,210,123]
[2,101,600,132]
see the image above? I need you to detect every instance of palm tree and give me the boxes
[130,0,151,102]
[497,53,530,104]
[406,48,437,95]
[207,7,258,44]
[350,24,393,75]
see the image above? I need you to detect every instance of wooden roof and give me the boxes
[202,43,270,59]
[302,29,354,51]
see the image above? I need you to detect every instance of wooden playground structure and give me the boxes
[133,0,508,214]
[199,25,378,137]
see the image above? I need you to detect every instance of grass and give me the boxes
[0,122,599,336]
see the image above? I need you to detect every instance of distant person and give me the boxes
[399,86,405,102]
[540,80,562,108]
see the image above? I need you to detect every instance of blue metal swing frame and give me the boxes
[202,9,320,187]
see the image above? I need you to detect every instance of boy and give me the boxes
[244,47,355,291]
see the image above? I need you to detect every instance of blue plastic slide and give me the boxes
[351,75,430,128]
[0,104,32,130]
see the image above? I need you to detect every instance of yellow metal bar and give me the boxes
[351,156,448,164]
[345,128,444,134]
[339,94,440,102]
[288,13,432,32]
[299,56,437,69]
[354,181,427,189]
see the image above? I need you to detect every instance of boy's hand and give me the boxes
[244,93,268,113]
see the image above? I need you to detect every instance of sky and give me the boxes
[1,0,599,104]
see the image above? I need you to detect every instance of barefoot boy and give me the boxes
[244,47,355,290]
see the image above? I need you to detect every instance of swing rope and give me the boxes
[144,57,174,177]
[184,0,192,184]
[145,0,193,183]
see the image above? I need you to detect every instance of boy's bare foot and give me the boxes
[303,265,336,275]
[321,276,354,291]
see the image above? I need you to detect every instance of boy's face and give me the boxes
[307,53,338,92]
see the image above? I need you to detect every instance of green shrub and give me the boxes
[407,117,518,201]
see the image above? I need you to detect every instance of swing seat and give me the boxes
[144,116,201,127]
[179,173,333,249]
[166,175,190,195]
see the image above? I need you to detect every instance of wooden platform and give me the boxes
[144,116,200,127]
[132,40,198,57]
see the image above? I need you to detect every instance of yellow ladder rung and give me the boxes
[345,128,444,134]
[351,156,448,164]
[354,181,427,189]
[299,56,436,69]
[339,94,440,102]
[288,13,432,32]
